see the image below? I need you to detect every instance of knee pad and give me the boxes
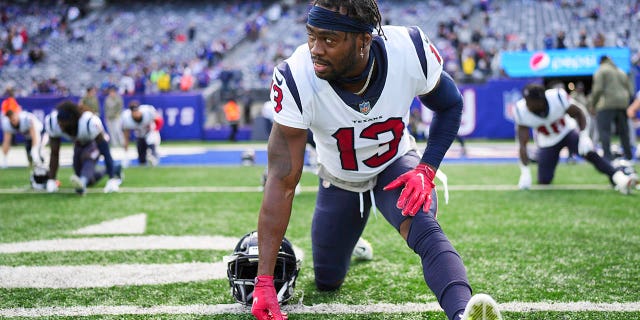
[313,261,346,291]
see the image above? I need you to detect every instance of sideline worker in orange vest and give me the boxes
[223,98,240,142]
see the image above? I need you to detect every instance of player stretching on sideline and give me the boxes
[251,1,502,320]
[1,109,45,169]
[515,83,637,193]
[44,101,122,194]
[121,100,162,167]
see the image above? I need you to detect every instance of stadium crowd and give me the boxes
[0,0,638,98]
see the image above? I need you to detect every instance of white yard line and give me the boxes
[1,301,639,317]
[0,262,227,288]
[0,184,612,194]
[0,235,305,289]
[71,213,147,235]
[0,235,239,253]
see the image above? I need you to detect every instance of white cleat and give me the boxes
[612,171,636,195]
[70,175,87,195]
[460,294,502,320]
[103,178,122,193]
[352,237,373,261]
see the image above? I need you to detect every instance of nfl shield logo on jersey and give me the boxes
[359,101,372,115]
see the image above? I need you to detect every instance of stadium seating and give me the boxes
[0,0,638,96]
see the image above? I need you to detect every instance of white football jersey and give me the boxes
[514,88,576,148]
[44,111,70,141]
[1,111,42,139]
[121,105,157,137]
[45,110,103,144]
[270,26,443,182]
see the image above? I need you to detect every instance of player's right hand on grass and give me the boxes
[518,164,532,190]
[122,157,129,168]
[251,275,287,320]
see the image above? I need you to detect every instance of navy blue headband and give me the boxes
[307,6,374,34]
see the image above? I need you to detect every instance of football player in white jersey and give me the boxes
[251,2,502,320]
[120,100,162,167]
[44,101,122,194]
[515,83,637,194]
[1,109,45,169]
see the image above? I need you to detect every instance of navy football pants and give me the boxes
[311,151,471,320]
[537,130,616,184]
[73,141,105,186]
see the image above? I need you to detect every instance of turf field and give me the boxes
[0,144,639,319]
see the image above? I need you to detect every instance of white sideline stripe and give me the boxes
[0,235,238,253]
[0,184,612,194]
[71,214,147,235]
[1,302,640,317]
[0,263,227,288]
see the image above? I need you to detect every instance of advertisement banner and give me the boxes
[501,47,631,77]
[0,93,205,141]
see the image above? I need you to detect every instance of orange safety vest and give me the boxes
[224,100,240,122]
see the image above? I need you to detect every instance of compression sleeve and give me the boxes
[96,134,115,178]
[48,137,61,179]
[418,71,463,169]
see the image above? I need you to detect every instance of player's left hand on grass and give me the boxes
[251,275,288,320]
[46,179,59,193]
[121,156,130,169]
[578,131,594,156]
[383,163,436,216]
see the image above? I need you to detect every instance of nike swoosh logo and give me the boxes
[274,73,283,86]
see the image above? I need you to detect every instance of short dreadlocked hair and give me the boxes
[311,0,386,38]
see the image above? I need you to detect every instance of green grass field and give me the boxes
[1,157,639,319]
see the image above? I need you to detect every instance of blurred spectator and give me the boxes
[543,33,554,49]
[179,68,194,92]
[188,23,196,42]
[556,31,567,49]
[592,32,605,47]
[104,86,124,147]
[590,56,635,161]
[157,71,171,92]
[119,73,135,95]
[80,86,99,114]
[577,29,589,48]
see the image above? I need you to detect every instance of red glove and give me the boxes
[154,115,164,131]
[383,163,436,216]
[251,275,288,320]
